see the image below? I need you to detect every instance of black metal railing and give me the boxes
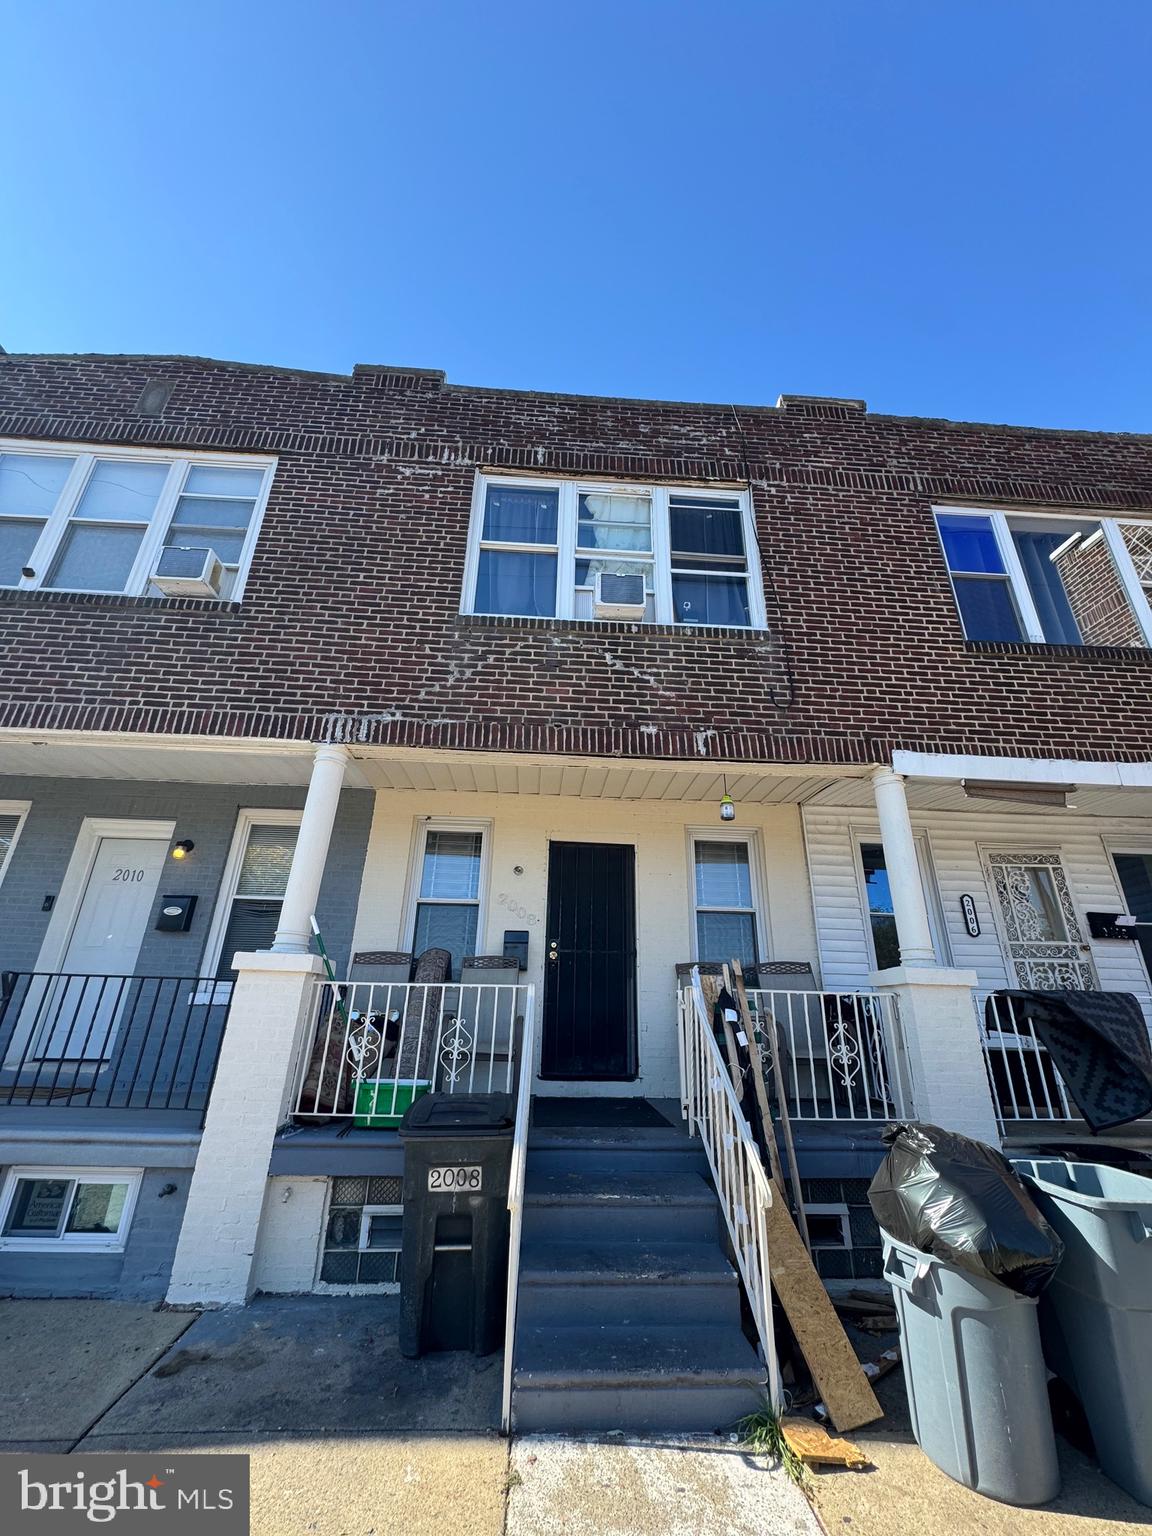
[0,972,232,1113]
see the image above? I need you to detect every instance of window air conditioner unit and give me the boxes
[593,570,647,619]
[151,545,224,598]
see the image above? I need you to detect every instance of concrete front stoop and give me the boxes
[511,1118,767,1433]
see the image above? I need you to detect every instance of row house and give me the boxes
[0,352,1149,1428]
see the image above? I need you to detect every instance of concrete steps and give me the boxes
[511,1119,767,1432]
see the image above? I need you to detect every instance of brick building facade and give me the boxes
[1,350,1151,1321]
[1,352,1151,761]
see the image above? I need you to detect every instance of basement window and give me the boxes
[0,1167,142,1252]
[935,507,1152,647]
[805,1205,852,1249]
[319,1177,403,1287]
[0,440,275,600]
[464,474,766,627]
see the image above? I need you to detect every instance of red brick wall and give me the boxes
[1,353,1151,766]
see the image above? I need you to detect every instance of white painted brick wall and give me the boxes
[871,965,1001,1143]
[166,952,325,1306]
[251,1177,327,1293]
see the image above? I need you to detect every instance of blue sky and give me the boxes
[2,2,1149,430]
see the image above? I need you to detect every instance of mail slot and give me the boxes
[155,894,197,932]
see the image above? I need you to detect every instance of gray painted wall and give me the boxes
[0,776,374,977]
[0,1166,190,1299]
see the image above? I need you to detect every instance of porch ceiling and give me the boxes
[3,736,1151,818]
[352,755,854,802]
[0,738,374,788]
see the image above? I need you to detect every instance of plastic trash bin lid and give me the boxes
[399,1091,515,1138]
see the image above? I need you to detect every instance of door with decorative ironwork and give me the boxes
[982,850,1097,989]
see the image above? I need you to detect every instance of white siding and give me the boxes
[803,804,1152,1006]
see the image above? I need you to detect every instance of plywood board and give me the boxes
[765,1177,883,1433]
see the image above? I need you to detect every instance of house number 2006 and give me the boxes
[112,868,147,882]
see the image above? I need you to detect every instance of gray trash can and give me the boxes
[1014,1159,1152,1507]
[881,1230,1060,1505]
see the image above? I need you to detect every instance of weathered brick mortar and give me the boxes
[0,353,1150,766]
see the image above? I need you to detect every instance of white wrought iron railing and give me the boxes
[977,989,1152,1127]
[292,980,533,1119]
[679,969,782,1412]
[500,984,538,1435]
[976,991,1075,1126]
[744,987,911,1122]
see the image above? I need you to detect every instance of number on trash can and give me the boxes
[428,1165,482,1192]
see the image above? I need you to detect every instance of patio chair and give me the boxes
[456,956,523,1093]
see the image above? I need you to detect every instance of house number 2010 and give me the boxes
[113,868,147,883]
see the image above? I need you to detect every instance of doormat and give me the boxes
[532,1097,675,1129]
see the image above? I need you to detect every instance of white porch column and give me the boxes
[869,965,1001,1144]
[167,951,324,1306]
[272,743,349,953]
[871,766,935,967]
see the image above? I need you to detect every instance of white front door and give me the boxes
[36,837,167,1058]
[983,849,1097,989]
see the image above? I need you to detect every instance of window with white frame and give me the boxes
[0,1167,141,1251]
[692,837,762,968]
[408,825,486,980]
[0,443,275,599]
[465,475,765,628]
[935,507,1152,648]
[0,801,29,890]
[204,815,301,982]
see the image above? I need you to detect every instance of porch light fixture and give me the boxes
[170,839,196,860]
[719,778,736,822]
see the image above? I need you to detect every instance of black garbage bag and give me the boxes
[869,1122,1064,1296]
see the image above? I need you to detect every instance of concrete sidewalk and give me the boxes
[0,1296,818,1536]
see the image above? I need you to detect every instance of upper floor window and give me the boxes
[0,442,275,600]
[935,506,1152,648]
[464,475,766,628]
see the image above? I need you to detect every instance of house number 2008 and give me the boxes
[112,868,146,882]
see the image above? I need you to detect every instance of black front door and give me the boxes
[541,841,637,1080]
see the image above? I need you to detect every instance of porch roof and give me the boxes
[2,733,1152,817]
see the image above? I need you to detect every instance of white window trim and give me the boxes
[805,1203,853,1250]
[196,809,304,996]
[0,1166,142,1253]
[462,473,767,629]
[1105,842,1152,992]
[0,437,276,602]
[32,817,176,976]
[686,827,771,965]
[0,799,31,895]
[401,818,492,968]
[850,828,951,969]
[934,504,1152,647]
[357,1203,404,1250]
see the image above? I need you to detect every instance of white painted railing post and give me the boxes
[272,743,349,953]
[871,766,936,967]
[869,967,1001,1143]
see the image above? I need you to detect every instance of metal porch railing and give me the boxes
[292,979,533,1119]
[500,984,538,1434]
[744,987,911,1122]
[678,969,782,1411]
[0,971,232,1113]
[977,989,1152,1128]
